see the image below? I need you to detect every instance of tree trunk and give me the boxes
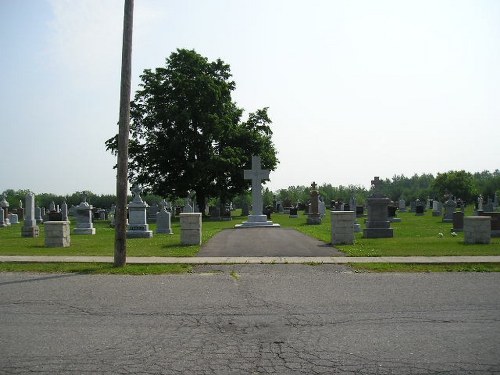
[114,0,134,267]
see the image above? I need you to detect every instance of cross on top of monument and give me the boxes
[311,181,317,190]
[244,155,269,216]
[371,176,382,190]
[131,185,144,203]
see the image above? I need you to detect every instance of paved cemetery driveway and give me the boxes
[198,227,345,257]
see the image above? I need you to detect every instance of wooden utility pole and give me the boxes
[114,0,134,267]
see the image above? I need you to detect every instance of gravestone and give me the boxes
[156,200,173,234]
[22,193,40,237]
[478,211,500,237]
[0,207,6,227]
[289,207,298,218]
[493,193,499,210]
[73,197,96,235]
[442,198,457,223]
[147,203,159,223]
[61,201,69,221]
[235,155,279,228]
[363,177,393,238]
[432,200,442,216]
[45,221,71,247]
[483,197,494,212]
[180,212,202,245]
[318,197,326,218]
[415,199,425,216]
[241,202,249,216]
[35,207,43,224]
[127,185,153,238]
[8,213,19,224]
[388,204,401,222]
[331,211,355,245]
[0,195,10,226]
[452,211,464,232]
[183,197,194,213]
[410,201,416,213]
[398,198,406,212]
[307,182,321,225]
[17,199,24,221]
[464,216,491,244]
[477,195,484,214]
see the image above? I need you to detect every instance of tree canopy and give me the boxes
[106,49,278,212]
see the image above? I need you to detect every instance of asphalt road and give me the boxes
[1,266,499,374]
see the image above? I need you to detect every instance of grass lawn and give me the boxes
[0,208,499,274]
[272,209,500,257]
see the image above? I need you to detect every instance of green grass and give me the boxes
[0,217,240,257]
[0,262,191,274]
[271,209,500,257]
[1,209,499,274]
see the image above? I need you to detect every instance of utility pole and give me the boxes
[114,0,134,267]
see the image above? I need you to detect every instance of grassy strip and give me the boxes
[0,262,192,275]
[350,263,500,273]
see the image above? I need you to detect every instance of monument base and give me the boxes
[390,218,402,222]
[307,214,322,225]
[21,226,40,238]
[73,228,96,235]
[235,214,280,228]
[363,228,394,238]
[127,230,153,238]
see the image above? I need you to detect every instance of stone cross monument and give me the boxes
[244,155,269,216]
[235,155,279,228]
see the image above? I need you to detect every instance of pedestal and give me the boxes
[235,214,280,228]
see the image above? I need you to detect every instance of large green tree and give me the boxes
[432,170,477,202]
[106,49,278,212]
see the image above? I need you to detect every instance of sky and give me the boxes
[1,0,499,196]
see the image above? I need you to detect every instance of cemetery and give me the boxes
[0,188,499,261]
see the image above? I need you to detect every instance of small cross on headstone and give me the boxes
[244,156,269,216]
[311,181,317,191]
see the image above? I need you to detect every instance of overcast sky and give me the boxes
[1,0,499,196]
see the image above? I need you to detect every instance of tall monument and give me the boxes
[235,155,279,228]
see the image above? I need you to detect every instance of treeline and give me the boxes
[2,170,499,209]
[267,169,500,207]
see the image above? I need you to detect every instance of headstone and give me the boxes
[241,202,249,216]
[483,197,494,212]
[410,201,416,213]
[478,211,500,237]
[8,213,19,224]
[180,212,202,245]
[235,155,279,228]
[127,185,153,238]
[356,206,364,217]
[363,176,393,238]
[183,198,193,213]
[44,221,71,247]
[49,201,56,212]
[209,206,221,220]
[464,216,491,244]
[61,201,69,221]
[22,193,40,237]
[432,201,442,217]
[289,207,298,218]
[156,200,173,234]
[306,182,322,225]
[388,205,401,222]
[493,193,499,210]
[147,203,159,223]
[73,197,96,235]
[398,198,406,212]
[415,199,425,216]
[0,207,6,227]
[0,195,10,226]
[442,198,457,223]
[318,197,326,218]
[331,211,355,245]
[17,200,24,220]
[35,207,43,224]
[452,211,464,232]
[477,195,484,212]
